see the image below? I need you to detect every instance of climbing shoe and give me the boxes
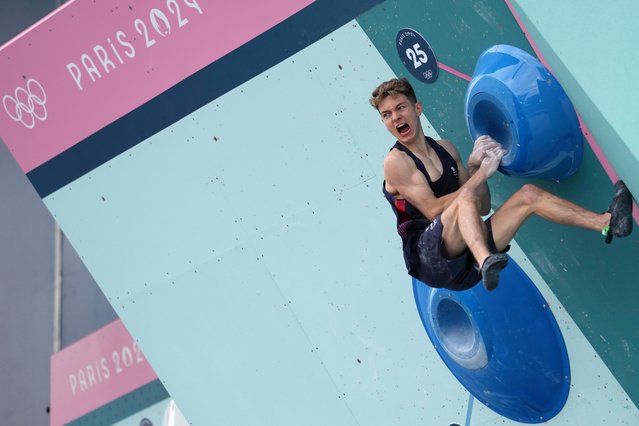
[603,180,633,244]
[481,253,509,291]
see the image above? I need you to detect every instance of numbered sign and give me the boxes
[396,28,438,83]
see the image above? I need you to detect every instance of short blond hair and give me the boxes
[369,77,418,109]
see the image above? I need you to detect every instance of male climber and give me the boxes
[371,77,633,291]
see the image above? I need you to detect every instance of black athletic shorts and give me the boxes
[416,215,505,291]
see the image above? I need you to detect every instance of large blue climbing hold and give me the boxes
[413,255,570,423]
[465,45,583,179]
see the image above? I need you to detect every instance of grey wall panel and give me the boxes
[0,1,57,44]
[61,237,117,347]
[0,141,54,425]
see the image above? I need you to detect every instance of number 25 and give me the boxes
[406,43,428,69]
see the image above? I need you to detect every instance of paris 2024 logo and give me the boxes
[3,78,47,129]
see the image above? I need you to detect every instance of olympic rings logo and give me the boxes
[3,78,48,129]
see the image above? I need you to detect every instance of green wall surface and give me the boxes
[358,0,639,409]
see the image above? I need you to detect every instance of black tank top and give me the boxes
[382,137,460,278]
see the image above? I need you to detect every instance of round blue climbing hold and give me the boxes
[465,45,583,179]
[413,255,570,423]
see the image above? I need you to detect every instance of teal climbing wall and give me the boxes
[359,0,639,408]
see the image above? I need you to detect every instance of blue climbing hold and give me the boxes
[465,45,583,179]
[413,255,570,423]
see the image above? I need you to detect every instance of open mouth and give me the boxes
[397,123,411,136]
